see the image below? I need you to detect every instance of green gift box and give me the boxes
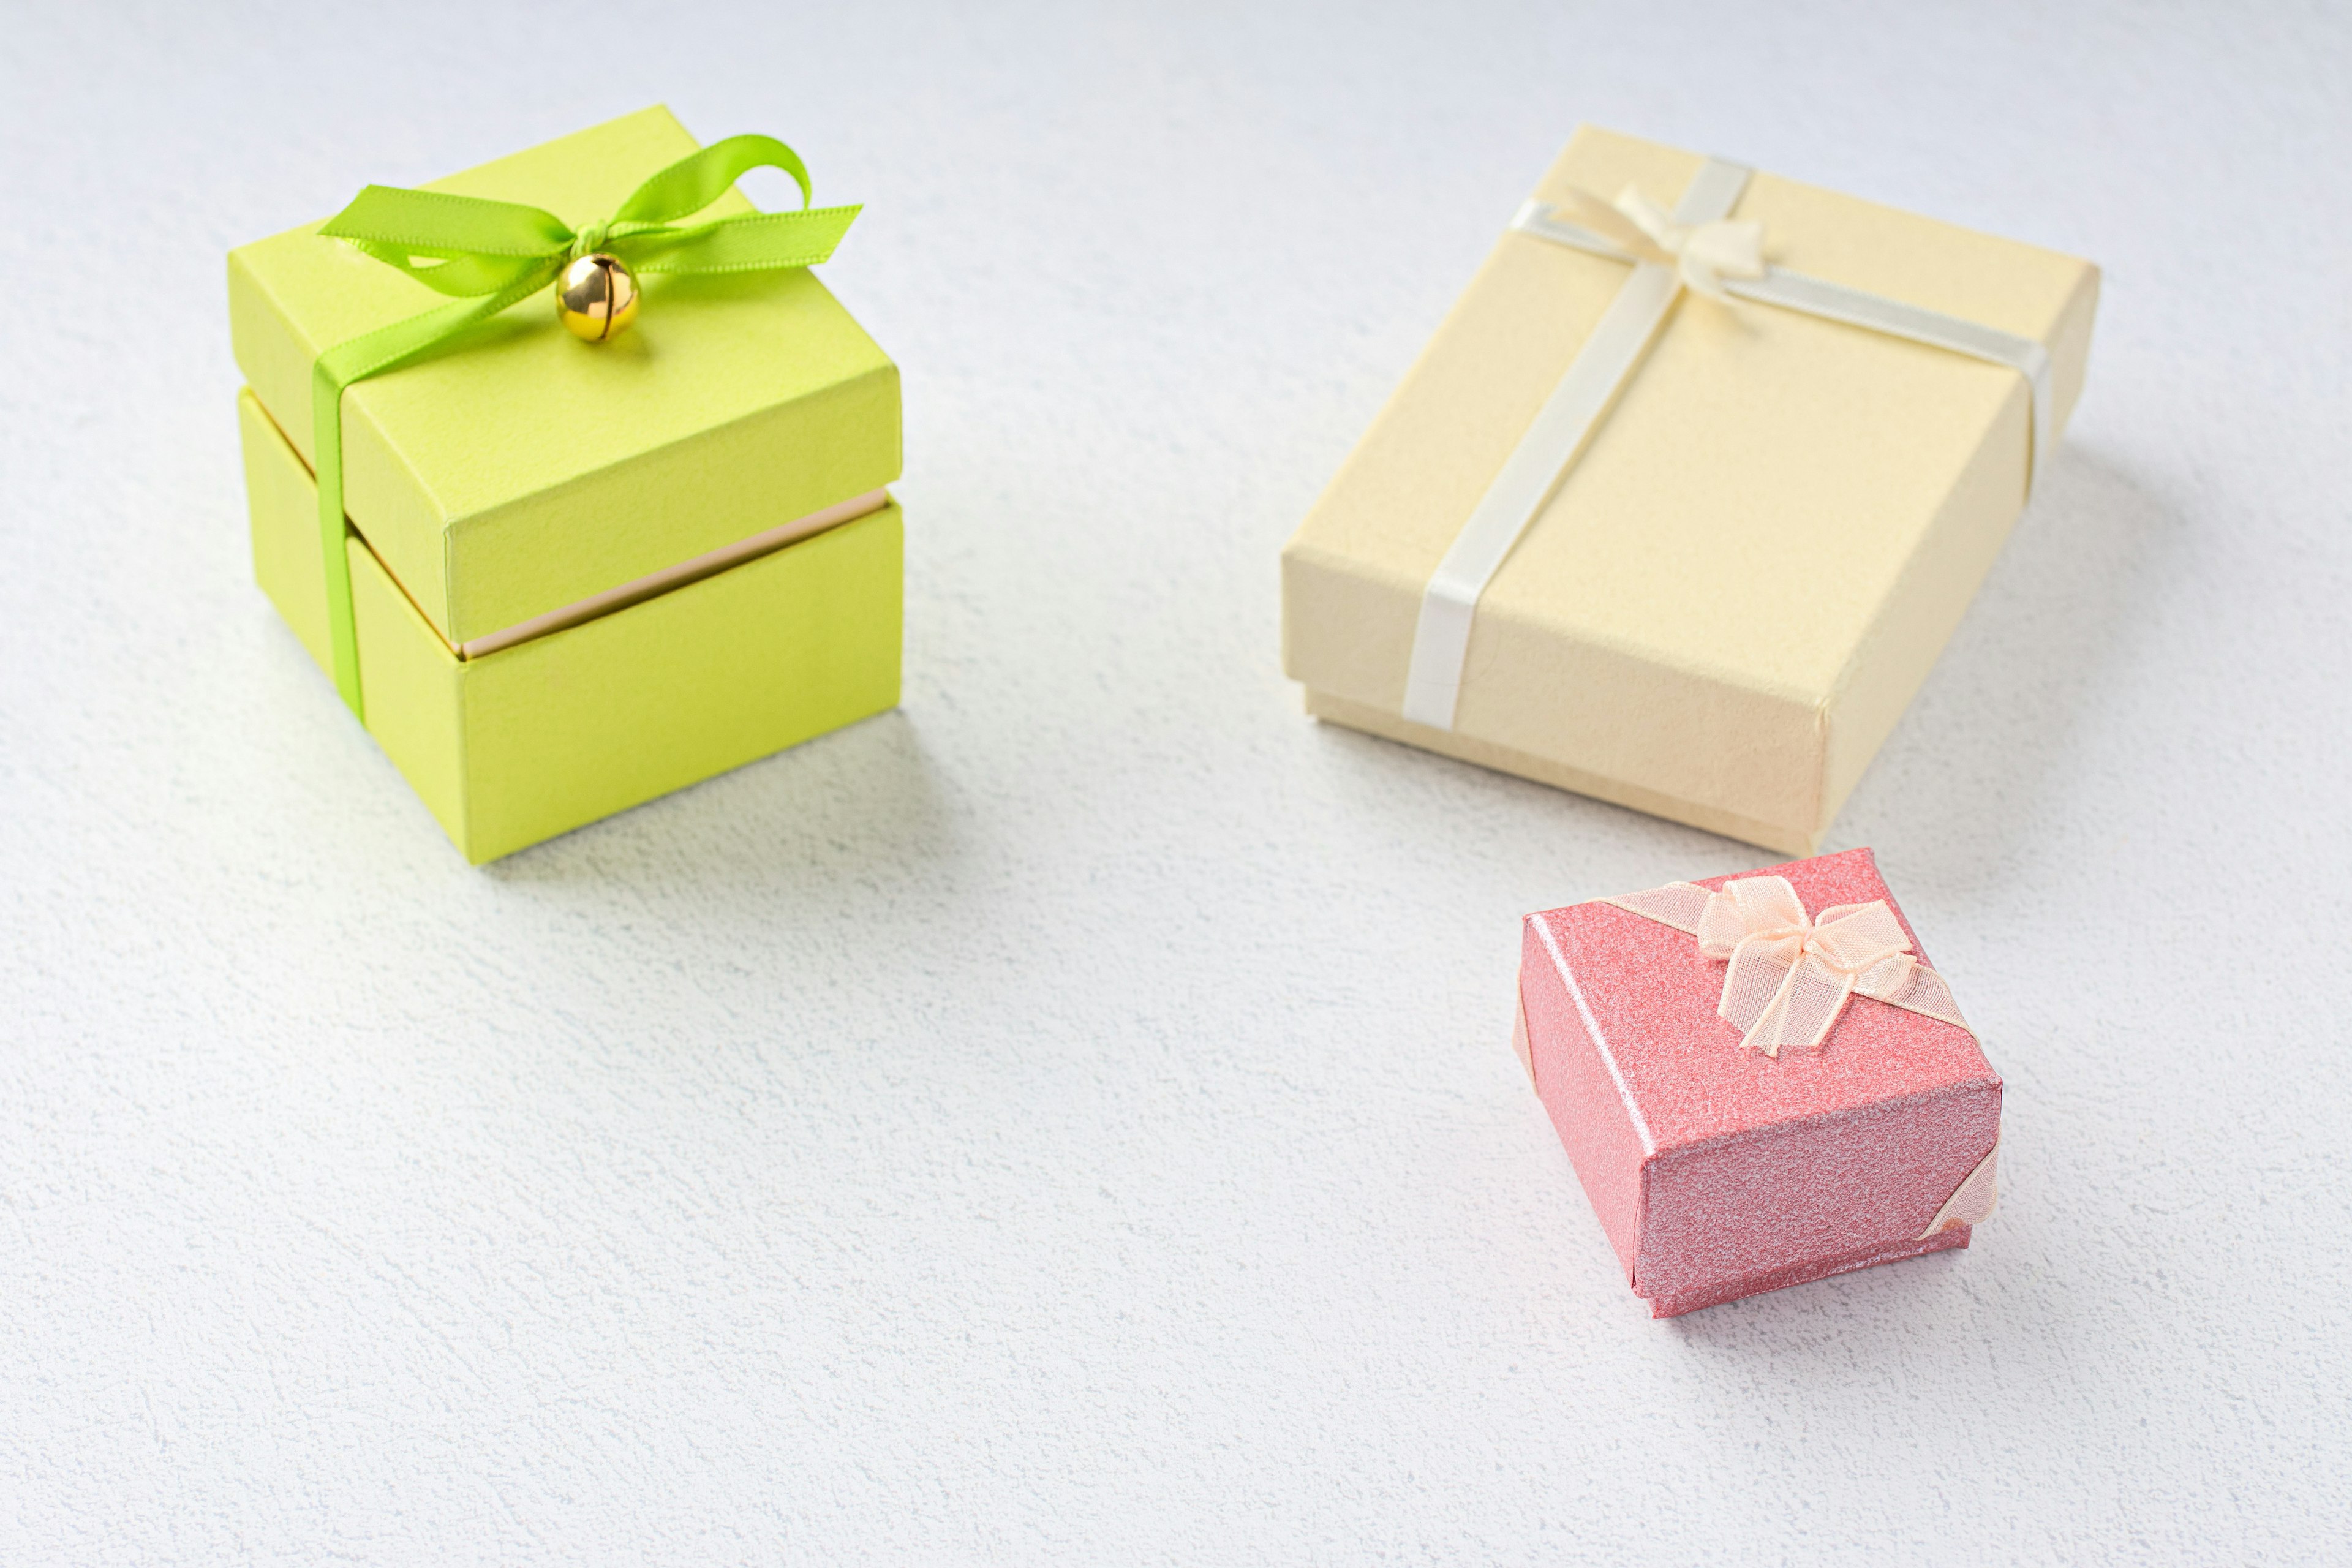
[227,106,902,862]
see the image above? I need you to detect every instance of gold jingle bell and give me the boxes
[556,252,639,341]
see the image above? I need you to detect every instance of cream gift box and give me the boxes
[1281,128,2099,854]
[228,107,901,862]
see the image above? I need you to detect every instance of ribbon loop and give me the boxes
[1806,900,1915,974]
[1696,875,1807,958]
[1601,876,1972,1057]
[611,134,814,225]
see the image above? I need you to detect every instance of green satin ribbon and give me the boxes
[307,134,859,719]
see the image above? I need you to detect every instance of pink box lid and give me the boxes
[1529,847,1997,1154]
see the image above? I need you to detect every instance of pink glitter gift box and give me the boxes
[1515,848,2001,1317]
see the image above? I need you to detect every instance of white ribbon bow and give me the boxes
[1555,184,1766,301]
[1604,876,1970,1057]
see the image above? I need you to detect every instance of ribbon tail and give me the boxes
[1720,937,1805,1058]
[1781,957,1859,1050]
[1736,961,1806,1057]
[618,204,861,275]
[1733,951,1860,1056]
[307,274,553,720]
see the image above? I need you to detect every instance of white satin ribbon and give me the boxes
[1400,157,2056,733]
[1600,876,1972,1057]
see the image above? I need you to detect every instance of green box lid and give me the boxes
[228,105,900,647]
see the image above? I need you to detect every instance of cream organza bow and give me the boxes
[1603,877,1971,1057]
[1553,184,1766,301]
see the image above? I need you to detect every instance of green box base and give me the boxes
[239,390,903,863]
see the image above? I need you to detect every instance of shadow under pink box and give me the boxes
[1517,848,2001,1318]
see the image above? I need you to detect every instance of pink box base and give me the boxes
[1640,1227,1970,1319]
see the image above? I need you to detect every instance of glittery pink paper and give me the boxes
[1520,848,2001,1318]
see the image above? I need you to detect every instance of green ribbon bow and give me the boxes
[307,134,859,719]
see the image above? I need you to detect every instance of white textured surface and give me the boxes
[4,2,2347,1560]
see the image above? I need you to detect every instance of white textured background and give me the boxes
[4,2,2347,1561]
